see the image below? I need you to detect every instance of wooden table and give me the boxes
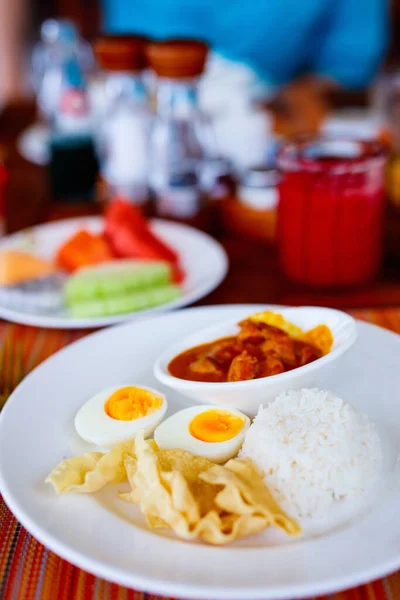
[1,101,400,600]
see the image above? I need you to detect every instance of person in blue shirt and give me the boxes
[102,0,387,92]
[0,0,387,132]
[100,0,388,134]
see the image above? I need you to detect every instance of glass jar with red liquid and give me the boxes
[277,138,387,287]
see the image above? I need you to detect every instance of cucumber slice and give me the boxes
[65,260,172,304]
[68,284,181,318]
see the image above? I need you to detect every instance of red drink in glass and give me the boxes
[277,139,387,287]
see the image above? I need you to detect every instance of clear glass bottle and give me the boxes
[146,40,210,227]
[94,36,151,207]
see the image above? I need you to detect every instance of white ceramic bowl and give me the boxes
[154,306,357,415]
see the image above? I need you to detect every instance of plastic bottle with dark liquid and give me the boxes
[48,48,98,202]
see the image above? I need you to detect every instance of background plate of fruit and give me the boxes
[0,200,228,329]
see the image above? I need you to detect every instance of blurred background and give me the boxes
[0,0,400,309]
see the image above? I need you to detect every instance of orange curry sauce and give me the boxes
[168,319,323,383]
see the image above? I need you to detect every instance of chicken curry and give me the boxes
[168,318,326,383]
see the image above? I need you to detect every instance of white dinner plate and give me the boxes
[0,217,228,328]
[1,305,400,599]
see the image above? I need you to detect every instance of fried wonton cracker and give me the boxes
[202,458,301,536]
[45,439,135,494]
[46,433,301,545]
[249,311,333,355]
[122,433,301,545]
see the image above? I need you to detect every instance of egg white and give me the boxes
[154,405,250,463]
[74,385,167,449]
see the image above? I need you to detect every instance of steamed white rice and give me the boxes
[240,388,382,518]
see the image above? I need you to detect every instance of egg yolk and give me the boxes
[189,410,245,443]
[105,387,162,421]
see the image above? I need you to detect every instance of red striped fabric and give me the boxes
[0,309,399,600]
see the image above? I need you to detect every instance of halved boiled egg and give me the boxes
[74,385,167,448]
[154,405,250,463]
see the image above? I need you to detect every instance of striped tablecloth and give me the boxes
[1,307,400,600]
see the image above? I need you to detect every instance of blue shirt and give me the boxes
[102,0,387,89]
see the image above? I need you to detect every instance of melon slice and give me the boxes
[0,250,56,286]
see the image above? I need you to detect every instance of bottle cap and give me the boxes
[146,39,208,78]
[41,19,78,44]
[94,35,147,72]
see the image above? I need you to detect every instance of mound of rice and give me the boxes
[240,388,382,518]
